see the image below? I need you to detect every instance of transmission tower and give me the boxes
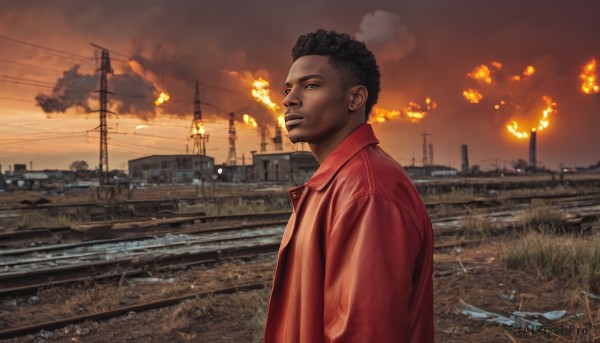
[421,133,431,166]
[227,112,237,166]
[191,80,208,156]
[92,45,114,185]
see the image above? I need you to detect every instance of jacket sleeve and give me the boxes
[323,194,422,343]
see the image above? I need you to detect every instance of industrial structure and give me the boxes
[461,144,469,174]
[251,151,318,184]
[422,133,432,166]
[529,130,537,173]
[227,112,237,166]
[128,155,214,184]
[92,45,114,185]
[191,80,208,156]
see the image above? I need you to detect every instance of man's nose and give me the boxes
[283,89,301,108]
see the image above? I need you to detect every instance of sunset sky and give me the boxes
[1,0,599,172]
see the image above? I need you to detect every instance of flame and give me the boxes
[243,114,258,128]
[467,62,501,84]
[372,108,402,123]
[524,65,535,76]
[580,59,599,94]
[505,96,557,139]
[372,98,437,124]
[512,65,536,81]
[191,120,204,136]
[463,89,483,103]
[251,77,280,112]
[155,91,170,106]
[249,77,287,131]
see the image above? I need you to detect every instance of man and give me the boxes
[264,29,434,343]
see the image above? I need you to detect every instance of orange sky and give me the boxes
[1,1,599,172]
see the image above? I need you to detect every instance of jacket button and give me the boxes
[291,191,299,199]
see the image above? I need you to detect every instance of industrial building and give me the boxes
[252,151,318,184]
[128,155,214,184]
[404,165,458,178]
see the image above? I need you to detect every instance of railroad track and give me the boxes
[0,211,291,248]
[0,282,268,340]
[0,223,285,295]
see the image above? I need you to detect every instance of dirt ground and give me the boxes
[2,238,599,343]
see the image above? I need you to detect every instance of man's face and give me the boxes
[283,55,352,144]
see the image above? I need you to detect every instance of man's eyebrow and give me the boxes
[284,74,324,87]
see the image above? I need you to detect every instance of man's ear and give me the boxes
[348,85,368,112]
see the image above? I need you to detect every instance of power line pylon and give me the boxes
[191,80,208,156]
[91,44,114,185]
[227,112,237,166]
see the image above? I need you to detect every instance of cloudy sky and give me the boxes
[0,0,599,172]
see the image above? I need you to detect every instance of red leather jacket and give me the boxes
[264,124,434,343]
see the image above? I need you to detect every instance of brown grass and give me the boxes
[503,232,600,293]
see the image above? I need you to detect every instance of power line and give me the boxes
[0,74,55,86]
[0,58,64,73]
[0,134,88,146]
[0,34,91,61]
[0,96,34,103]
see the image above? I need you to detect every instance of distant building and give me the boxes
[215,164,250,183]
[13,163,27,176]
[404,165,458,178]
[252,151,318,184]
[128,155,214,184]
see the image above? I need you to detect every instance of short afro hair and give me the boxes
[291,29,381,120]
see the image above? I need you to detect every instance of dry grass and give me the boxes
[15,212,76,229]
[459,213,496,238]
[520,205,567,233]
[503,232,600,293]
[178,197,289,216]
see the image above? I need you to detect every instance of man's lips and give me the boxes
[285,113,304,127]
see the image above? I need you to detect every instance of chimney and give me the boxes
[461,145,469,174]
[529,130,537,173]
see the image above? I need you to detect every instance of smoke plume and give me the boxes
[356,10,416,62]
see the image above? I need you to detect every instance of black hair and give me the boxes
[291,29,381,120]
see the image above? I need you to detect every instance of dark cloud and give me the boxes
[1,0,600,167]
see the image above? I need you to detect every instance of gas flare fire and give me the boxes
[251,77,279,111]
[505,96,557,139]
[371,98,437,124]
[155,91,170,106]
[243,114,258,128]
[463,89,483,103]
[512,65,535,81]
[580,59,599,94]
[247,76,285,130]
[191,120,205,135]
[467,62,502,84]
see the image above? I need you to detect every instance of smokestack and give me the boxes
[529,130,537,173]
[461,145,469,174]
[274,126,283,151]
[227,112,237,166]
[260,127,267,153]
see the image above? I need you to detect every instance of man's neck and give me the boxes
[308,122,363,164]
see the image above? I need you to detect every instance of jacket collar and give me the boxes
[306,123,379,191]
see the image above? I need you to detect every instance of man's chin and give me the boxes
[286,130,306,144]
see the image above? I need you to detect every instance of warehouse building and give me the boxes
[128,155,214,184]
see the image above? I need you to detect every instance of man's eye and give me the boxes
[305,83,319,89]
[283,88,291,95]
